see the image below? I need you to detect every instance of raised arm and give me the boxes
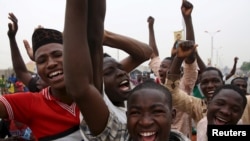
[164,41,204,122]
[182,0,194,42]
[88,0,106,92]
[225,57,238,81]
[7,13,32,87]
[103,30,152,73]
[147,16,159,58]
[182,0,206,74]
[181,0,195,64]
[63,0,108,136]
[147,16,161,77]
[196,51,206,74]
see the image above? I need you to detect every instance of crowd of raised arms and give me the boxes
[0,0,249,141]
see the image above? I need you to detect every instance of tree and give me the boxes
[240,61,250,72]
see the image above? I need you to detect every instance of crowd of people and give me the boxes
[0,0,249,141]
[0,73,28,95]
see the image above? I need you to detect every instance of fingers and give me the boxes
[8,13,18,23]
[23,40,35,61]
[8,13,18,32]
[182,0,193,9]
[23,40,31,50]
[8,23,12,30]
[178,40,195,50]
[147,16,154,23]
[34,25,44,31]
[37,25,44,29]
[176,41,197,55]
[234,57,239,62]
[182,0,186,4]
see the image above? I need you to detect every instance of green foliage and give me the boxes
[240,61,250,72]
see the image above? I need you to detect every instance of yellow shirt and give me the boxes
[8,83,15,94]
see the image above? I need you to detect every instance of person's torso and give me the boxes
[1,88,84,140]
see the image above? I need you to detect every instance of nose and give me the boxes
[219,105,231,116]
[139,114,154,128]
[116,69,127,77]
[47,57,57,69]
[207,81,215,89]
[158,67,166,73]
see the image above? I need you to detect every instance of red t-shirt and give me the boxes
[0,87,83,140]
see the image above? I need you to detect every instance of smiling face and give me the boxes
[103,57,131,107]
[207,88,245,125]
[126,88,174,141]
[35,43,64,89]
[200,69,224,103]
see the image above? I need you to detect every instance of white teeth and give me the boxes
[207,91,214,94]
[140,132,155,137]
[217,117,227,122]
[120,80,128,85]
[49,70,63,77]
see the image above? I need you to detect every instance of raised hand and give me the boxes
[234,56,239,63]
[176,40,197,58]
[23,39,35,61]
[22,25,44,61]
[181,0,193,18]
[7,12,18,38]
[147,16,154,27]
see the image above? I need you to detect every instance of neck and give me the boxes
[50,87,73,105]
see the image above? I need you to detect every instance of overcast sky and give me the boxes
[0,0,249,70]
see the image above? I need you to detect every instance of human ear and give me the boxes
[171,108,177,124]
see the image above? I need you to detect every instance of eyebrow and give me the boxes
[129,103,167,110]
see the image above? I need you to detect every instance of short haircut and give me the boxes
[163,57,172,61]
[211,84,247,109]
[128,79,172,108]
[202,67,224,80]
[231,77,247,85]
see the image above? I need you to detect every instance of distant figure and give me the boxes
[0,75,7,95]
[223,57,238,81]
[8,73,17,84]
[0,119,36,140]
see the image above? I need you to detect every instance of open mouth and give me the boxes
[119,80,130,91]
[213,116,228,125]
[159,73,165,78]
[139,132,157,141]
[48,70,63,79]
[206,91,214,100]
